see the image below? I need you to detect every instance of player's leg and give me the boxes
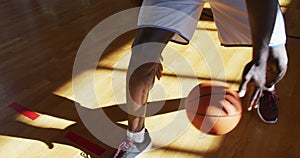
[249,3,288,123]
[126,0,205,134]
[258,44,288,123]
[112,1,205,157]
[127,27,174,133]
[207,0,252,46]
[208,0,287,123]
[112,27,174,158]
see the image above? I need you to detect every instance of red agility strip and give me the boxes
[65,132,105,156]
[9,103,40,120]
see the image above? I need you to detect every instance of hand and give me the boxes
[239,61,267,111]
[155,56,163,80]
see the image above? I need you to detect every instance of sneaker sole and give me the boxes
[135,141,152,158]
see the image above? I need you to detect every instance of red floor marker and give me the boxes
[65,132,105,156]
[9,103,40,120]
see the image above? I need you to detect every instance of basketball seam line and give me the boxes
[186,111,242,117]
[185,92,228,104]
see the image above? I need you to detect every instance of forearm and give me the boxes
[246,0,278,64]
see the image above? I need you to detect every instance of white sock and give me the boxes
[127,128,145,143]
[264,85,275,91]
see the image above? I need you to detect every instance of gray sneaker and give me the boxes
[112,129,152,158]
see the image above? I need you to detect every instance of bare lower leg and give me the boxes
[127,67,155,132]
[126,28,174,132]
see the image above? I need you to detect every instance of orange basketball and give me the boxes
[185,81,242,135]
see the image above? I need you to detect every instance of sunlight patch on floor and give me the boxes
[15,114,76,130]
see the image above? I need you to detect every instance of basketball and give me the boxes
[185,81,242,135]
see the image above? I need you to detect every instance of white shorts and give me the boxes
[138,0,286,46]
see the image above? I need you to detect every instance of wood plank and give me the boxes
[0,0,299,157]
[284,0,300,38]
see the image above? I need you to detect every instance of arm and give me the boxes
[239,0,279,110]
[246,0,278,63]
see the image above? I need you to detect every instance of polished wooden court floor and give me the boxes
[0,0,299,157]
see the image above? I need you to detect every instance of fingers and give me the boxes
[160,55,164,62]
[240,78,263,111]
[155,63,163,80]
[239,60,267,112]
[249,87,262,111]
[238,78,249,98]
[240,80,256,111]
[238,61,265,111]
[239,62,254,97]
[156,56,164,80]
[253,89,262,109]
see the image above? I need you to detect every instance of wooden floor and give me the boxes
[0,0,299,157]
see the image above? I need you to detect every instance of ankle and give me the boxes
[127,127,145,143]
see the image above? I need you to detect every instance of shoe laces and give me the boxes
[263,90,277,107]
[114,140,134,158]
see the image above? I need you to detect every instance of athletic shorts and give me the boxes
[137,0,286,46]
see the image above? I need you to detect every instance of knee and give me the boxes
[128,62,157,83]
[127,62,157,101]
[127,27,173,86]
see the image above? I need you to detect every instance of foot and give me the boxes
[112,129,152,158]
[257,89,278,123]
